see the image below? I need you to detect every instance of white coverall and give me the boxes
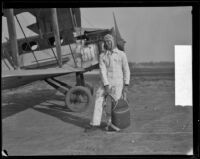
[90,47,130,126]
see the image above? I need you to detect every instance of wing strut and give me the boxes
[2,48,15,69]
[69,8,76,30]
[51,8,62,68]
[69,8,78,67]
[2,50,11,70]
[69,44,77,67]
[46,38,59,65]
[5,9,20,70]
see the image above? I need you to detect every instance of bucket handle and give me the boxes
[104,94,118,111]
[121,92,129,103]
[104,92,129,111]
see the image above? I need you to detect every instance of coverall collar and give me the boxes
[107,47,118,55]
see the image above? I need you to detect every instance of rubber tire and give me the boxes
[75,83,94,95]
[65,86,92,112]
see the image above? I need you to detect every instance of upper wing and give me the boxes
[2,65,84,90]
[2,8,81,55]
[3,8,81,35]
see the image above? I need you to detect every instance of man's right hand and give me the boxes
[104,85,110,96]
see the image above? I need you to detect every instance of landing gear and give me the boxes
[65,86,92,112]
[76,82,94,95]
[65,72,93,112]
[45,72,93,113]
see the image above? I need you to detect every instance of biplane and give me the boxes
[2,8,125,112]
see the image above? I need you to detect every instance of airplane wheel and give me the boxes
[65,86,92,112]
[75,83,94,95]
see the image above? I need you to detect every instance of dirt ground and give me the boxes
[2,72,193,155]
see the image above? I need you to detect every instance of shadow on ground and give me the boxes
[2,89,64,119]
[33,105,90,129]
[2,86,101,130]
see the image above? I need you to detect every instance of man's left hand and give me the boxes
[122,85,128,99]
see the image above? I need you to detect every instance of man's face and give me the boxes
[104,40,113,51]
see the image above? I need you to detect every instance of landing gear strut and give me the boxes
[45,72,93,112]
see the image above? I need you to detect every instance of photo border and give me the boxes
[1,0,199,158]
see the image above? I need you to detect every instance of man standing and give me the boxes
[85,34,130,132]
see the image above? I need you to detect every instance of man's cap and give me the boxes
[104,34,114,42]
[104,34,115,49]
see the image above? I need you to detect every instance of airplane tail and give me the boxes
[112,12,126,51]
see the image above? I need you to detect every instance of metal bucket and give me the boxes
[111,98,130,129]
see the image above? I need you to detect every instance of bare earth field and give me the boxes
[2,69,193,155]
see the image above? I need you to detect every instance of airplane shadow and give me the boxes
[2,89,64,119]
[2,88,106,129]
[33,105,91,129]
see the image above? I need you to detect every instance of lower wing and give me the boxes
[2,65,84,90]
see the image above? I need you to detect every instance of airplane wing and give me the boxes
[2,65,84,90]
[2,8,81,55]
[3,8,81,35]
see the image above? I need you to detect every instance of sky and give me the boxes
[2,7,192,62]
